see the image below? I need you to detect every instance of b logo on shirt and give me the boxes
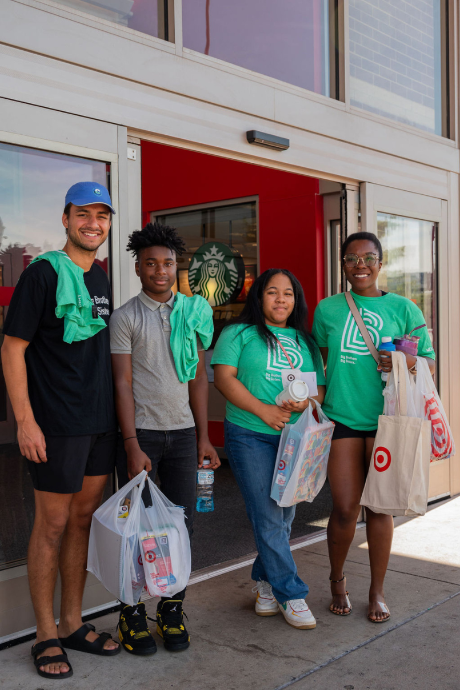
[341,307,383,356]
[267,335,304,371]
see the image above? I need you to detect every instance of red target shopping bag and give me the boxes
[361,352,431,517]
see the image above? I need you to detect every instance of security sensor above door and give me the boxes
[246,131,290,150]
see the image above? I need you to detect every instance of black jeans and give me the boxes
[116,426,197,536]
[116,427,198,601]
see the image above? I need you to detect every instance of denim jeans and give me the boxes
[225,419,308,604]
[116,427,198,601]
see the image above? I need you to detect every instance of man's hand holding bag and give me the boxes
[360,351,431,517]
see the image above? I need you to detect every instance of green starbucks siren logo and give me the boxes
[188,242,245,307]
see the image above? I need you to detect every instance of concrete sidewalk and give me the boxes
[2,496,459,690]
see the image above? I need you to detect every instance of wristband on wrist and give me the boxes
[123,435,137,442]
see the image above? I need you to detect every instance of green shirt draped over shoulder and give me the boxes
[169,292,214,382]
[29,250,106,343]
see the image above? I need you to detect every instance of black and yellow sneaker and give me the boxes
[118,603,157,656]
[156,599,190,652]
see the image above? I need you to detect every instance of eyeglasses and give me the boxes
[343,253,379,268]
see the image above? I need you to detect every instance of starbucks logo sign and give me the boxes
[189,242,245,307]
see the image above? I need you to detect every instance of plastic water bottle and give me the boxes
[196,459,214,512]
[380,337,396,381]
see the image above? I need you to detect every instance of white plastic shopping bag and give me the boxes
[413,357,455,462]
[88,471,191,604]
[361,352,431,517]
[138,479,191,598]
[88,470,147,606]
[383,363,417,419]
[271,402,334,508]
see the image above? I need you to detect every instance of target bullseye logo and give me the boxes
[374,446,391,472]
[145,551,156,563]
[279,460,286,471]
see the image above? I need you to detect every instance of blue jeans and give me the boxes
[225,420,308,603]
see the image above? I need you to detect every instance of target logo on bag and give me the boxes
[374,447,391,472]
[145,551,156,563]
[278,460,286,471]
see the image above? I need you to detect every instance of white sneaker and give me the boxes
[279,599,316,629]
[253,580,279,616]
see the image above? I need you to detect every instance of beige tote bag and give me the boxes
[360,351,431,517]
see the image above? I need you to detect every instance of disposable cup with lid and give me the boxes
[275,380,309,405]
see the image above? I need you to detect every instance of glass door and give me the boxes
[0,142,110,570]
[361,183,451,501]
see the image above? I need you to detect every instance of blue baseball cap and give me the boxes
[65,181,116,214]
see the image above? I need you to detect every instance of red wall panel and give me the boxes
[141,142,325,309]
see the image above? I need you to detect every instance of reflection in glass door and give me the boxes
[377,213,437,359]
[0,142,109,569]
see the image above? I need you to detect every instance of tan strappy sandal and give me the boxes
[368,600,391,623]
[329,574,352,616]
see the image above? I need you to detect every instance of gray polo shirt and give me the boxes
[110,291,201,431]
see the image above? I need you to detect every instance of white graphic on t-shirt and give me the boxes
[341,307,383,356]
[91,295,110,317]
[267,334,304,371]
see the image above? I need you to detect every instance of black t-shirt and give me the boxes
[3,260,116,436]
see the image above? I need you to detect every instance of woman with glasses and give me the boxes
[212,269,326,630]
[312,232,435,623]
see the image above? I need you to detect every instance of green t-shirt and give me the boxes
[312,291,435,431]
[211,324,326,435]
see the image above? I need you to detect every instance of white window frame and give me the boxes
[10,0,457,146]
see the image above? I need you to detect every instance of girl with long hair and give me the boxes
[212,269,326,630]
[312,232,435,623]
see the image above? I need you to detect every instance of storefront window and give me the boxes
[50,0,172,40]
[156,201,257,334]
[349,0,445,135]
[183,0,333,97]
[377,213,437,351]
[0,142,109,568]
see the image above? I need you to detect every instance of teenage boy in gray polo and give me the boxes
[110,222,219,656]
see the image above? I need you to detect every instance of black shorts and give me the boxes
[28,431,117,494]
[330,419,378,441]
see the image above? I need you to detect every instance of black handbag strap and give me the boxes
[344,292,380,364]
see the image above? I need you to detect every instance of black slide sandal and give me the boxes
[60,623,121,656]
[31,638,73,680]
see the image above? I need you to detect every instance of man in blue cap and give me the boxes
[1,182,120,680]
